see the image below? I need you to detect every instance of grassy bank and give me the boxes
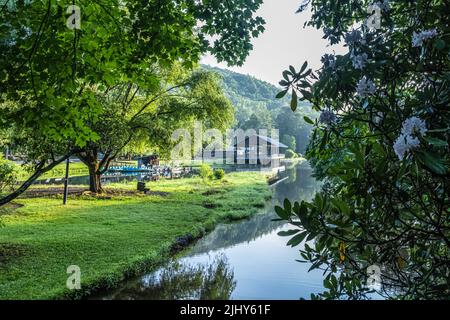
[0,172,271,299]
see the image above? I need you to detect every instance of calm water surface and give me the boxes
[93,162,326,300]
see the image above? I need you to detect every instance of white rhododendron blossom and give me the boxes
[401,116,428,137]
[319,110,337,126]
[344,29,362,46]
[412,29,438,47]
[356,76,377,98]
[393,117,428,160]
[351,52,368,69]
[393,134,421,160]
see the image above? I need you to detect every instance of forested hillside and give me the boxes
[203,65,318,154]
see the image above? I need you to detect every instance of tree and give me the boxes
[281,134,296,152]
[0,155,17,193]
[242,110,274,130]
[284,149,297,159]
[0,0,264,204]
[275,107,315,154]
[0,110,78,205]
[76,68,234,193]
[276,0,449,299]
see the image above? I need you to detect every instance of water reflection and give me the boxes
[94,161,326,300]
[274,161,317,203]
[190,162,320,254]
[98,256,235,300]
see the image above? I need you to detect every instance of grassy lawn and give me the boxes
[16,160,139,181]
[0,172,271,299]
[17,162,89,181]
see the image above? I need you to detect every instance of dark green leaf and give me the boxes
[416,151,448,175]
[303,116,315,125]
[299,61,308,74]
[275,205,289,220]
[284,198,292,213]
[425,137,448,147]
[278,229,300,237]
[291,90,298,111]
[300,89,313,101]
[287,231,308,247]
[289,65,296,74]
[282,70,291,81]
[276,89,288,99]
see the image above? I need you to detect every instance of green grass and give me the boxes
[17,160,139,181]
[17,162,89,181]
[0,172,270,299]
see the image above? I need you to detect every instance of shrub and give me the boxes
[199,163,213,181]
[213,169,225,180]
[277,0,450,300]
[0,155,18,193]
[285,149,297,159]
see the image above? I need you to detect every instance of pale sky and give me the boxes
[201,0,346,86]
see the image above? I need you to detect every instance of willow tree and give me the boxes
[0,0,265,204]
[276,0,449,299]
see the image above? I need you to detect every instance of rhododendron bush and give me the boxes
[276,0,449,299]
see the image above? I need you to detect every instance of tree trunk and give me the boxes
[87,162,104,194]
[77,149,107,194]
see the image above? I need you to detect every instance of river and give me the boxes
[92,162,326,300]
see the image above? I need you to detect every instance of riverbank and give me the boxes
[0,172,271,299]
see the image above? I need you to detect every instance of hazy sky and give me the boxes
[201,0,346,86]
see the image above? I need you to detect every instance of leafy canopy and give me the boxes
[0,0,265,149]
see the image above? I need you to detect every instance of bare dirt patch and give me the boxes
[22,187,88,198]
[21,187,169,199]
